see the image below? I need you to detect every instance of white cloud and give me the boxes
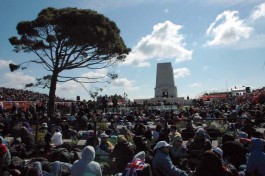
[250,3,265,20]
[173,68,191,79]
[123,21,193,67]
[57,80,82,93]
[81,68,108,79]
[230,34,265,49]
[71,68,116,84]
[205,11,253,46]
[56,80,93,100]
[0,60,12,69]
[2,72,35,88]
[189,82,202,87]
[111,78,139,90]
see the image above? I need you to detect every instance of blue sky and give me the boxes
[0,0,265,101]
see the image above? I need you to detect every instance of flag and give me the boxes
[122,158,145,176]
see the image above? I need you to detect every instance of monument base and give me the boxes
[134,97,185,104]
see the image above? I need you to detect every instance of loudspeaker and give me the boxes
[76,96,80,101]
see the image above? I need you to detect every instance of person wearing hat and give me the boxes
[211,146,238,176]
[186,128,212,169]
[99,133,114,154]
[170,135,188,166]
[152,141,188,176]
[36,122,52,151]
[211,147,223,159]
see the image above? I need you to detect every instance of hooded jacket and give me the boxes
[152,149,188,176]
[71,146,102,176]
[246,138,265,176]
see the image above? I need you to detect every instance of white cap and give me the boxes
[134,151,146,161]
[42,123,48,128]
[100,133,109,138]
[153,141,171,150]
[212,147,223,158]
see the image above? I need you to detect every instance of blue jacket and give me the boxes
[246,138,265,176]
[152,149,188,176]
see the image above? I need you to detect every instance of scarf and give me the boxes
[0,144,7,154]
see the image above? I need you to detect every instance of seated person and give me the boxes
[152,141,188,176]
[72,145,102,176]
[186,128,212,169]
[99,133,114,154]
[169,135,188,166]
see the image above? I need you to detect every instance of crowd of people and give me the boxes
[0,87,67,102]
[0,87,265,176]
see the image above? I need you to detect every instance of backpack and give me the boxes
[36,129,46,145]
[49,148,73,163]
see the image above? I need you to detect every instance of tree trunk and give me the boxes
[47,71,59,117]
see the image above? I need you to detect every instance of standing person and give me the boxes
[152,141,188,176]
[71,145,102,176]
[101,96,108,113]
[112,95,118,113]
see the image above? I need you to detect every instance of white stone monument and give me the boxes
[154,62,178,98]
